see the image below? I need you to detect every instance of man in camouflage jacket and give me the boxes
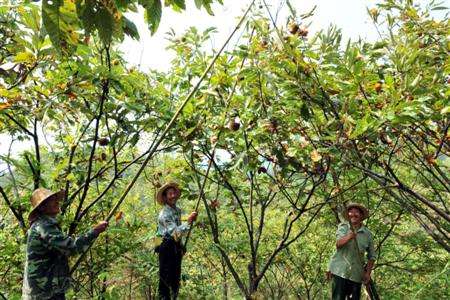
[22,188,108,300]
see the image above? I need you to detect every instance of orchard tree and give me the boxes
[0,0,224,297]
[158,0,449,298]
[0,0,448,299]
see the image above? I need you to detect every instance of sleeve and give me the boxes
[39,224,98,256]
[366,232,376,261]
[336,223,349,240]
[159,210,190,240]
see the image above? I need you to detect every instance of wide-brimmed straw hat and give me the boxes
[28,188,65,221]
[156,182,181,205]
[345,202,369,220]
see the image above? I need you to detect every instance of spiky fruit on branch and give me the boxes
[98,138,109,146]
[288,22,299,35]
[228,119,240,131]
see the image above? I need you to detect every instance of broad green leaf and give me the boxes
[130,133,140,146]
[194,0,202,9]
[42,0,78,54]
[96,6,115,44]
[76,0,120,44]
[171,0,186,10]
[42,0,64,50]
[123,17,140,40]
[350,114,371,138]
[182,102,194,116]
[76,0,96,34]
[143,0,162,35]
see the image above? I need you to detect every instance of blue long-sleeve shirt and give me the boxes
[157,204,190,241]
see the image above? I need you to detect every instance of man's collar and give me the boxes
[346,222,366,232]
[164,204,179,211]
[38,214,58,225]
[356,225,368,233]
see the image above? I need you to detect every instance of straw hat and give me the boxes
[156,182,181,205]
[345,202,369,220]
[28,188,65,221]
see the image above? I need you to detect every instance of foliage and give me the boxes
[39,0,223,53]
[0,0,449,299]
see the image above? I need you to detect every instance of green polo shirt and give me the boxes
[328,222,376,283]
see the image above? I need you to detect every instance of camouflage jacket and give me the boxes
[22,215,98,300]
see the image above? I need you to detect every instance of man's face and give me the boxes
[164,187,179,206]
[41,198,61,216]
[348,207,362,225]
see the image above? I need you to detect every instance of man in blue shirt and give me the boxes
[156,182,197,299]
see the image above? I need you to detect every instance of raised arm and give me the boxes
[336,224,356,249]
[40,221,108,256]
[159,211,197,240]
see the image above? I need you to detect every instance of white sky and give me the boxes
[119,0,382,72]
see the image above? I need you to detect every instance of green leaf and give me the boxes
[96,6,115,44]
[130,133,140,146]
[300,103,310,120]
[42,0,64,50]
[42,0,79,54]
[350,114,371,138]
[183,102,194,116]
[200,0,214,15]
[20,4,41,32]
[76,0,96,35]
[144,0,162,35]
[431,6,448,10]
[76,0,120,44]
[194,0,202,9]
[123,17,140,40]
[171,0,186,10]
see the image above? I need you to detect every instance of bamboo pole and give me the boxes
[70,0,256,275]
[349,224,379,300]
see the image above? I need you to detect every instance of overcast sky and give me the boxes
[119,0,382,72]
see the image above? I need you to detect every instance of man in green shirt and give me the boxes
[22,188,108,300]
[328,203,376,300]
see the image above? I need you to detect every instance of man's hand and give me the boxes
[362,271,371,285]
[187,212,198,224]
[336,231,357,248]
[93,221,109,235]
[348,231,357,240]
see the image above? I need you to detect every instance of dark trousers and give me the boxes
[332,275,362,300]
[158,237,183,300]
[49,294,65,300]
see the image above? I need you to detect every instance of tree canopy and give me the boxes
[0,0,449,299]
